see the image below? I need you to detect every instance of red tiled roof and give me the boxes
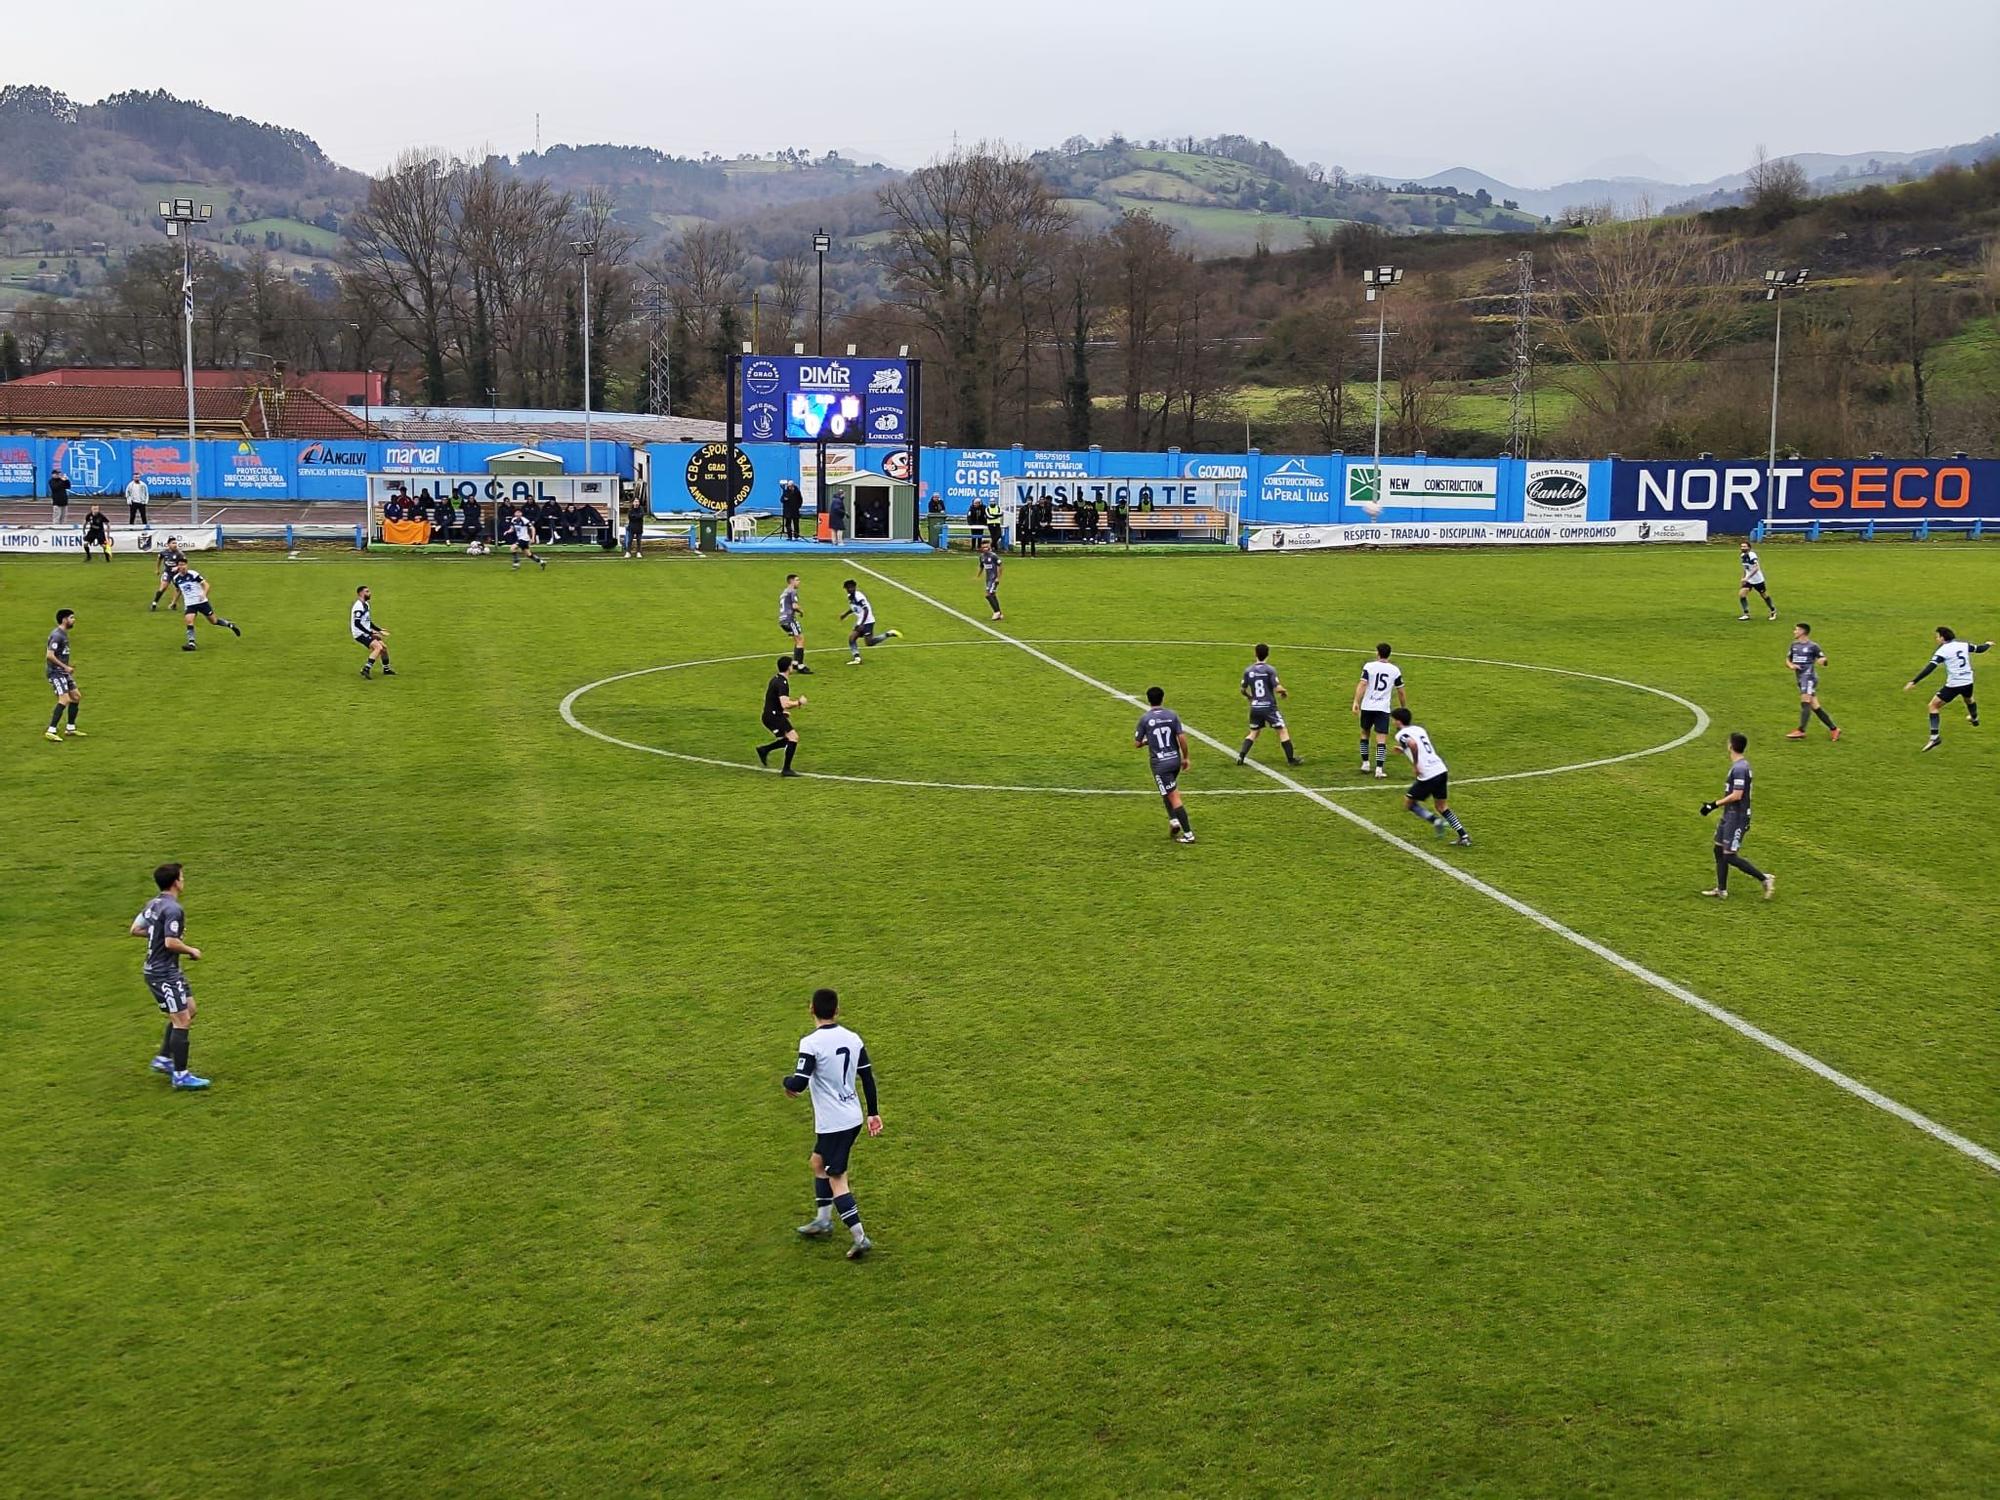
[9,367,386,405]
[0,383,372,439]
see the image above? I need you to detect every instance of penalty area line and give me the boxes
[848,561,2000,1181]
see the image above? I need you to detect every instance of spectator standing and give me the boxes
[1112,498,1130,545]
[624,494,647,557]
[828,491,848,545]
[966,498,988,548]
[124,474,150,527]
[780,480,805,541]
[1018,498,1038,556]
[49,469,71,526]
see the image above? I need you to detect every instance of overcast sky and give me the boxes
[15,0,1998,186]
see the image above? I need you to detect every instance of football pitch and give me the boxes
[5,540,1999,1496]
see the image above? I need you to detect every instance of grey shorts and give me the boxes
[49,671,75,697]
[147,972,193,1014]
[1796,672,1818,697]
[1715,814,1750,854]
[1250,702,1285,730]
[1151,758,1182,796]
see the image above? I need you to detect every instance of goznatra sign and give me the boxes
[1612,460,1998,525]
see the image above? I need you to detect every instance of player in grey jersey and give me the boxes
[977,537,1004,620]
[1784,623,1839,741]
[1136,685,1195,843]
[784,988,883,1260]
[43,608,83,742]
[1237,643,1301,767]
[1907,625,1990,750]
[131,861,210,1087]
[778,574,813,673]
[1700,732,1774,900]
[149,540,188,609]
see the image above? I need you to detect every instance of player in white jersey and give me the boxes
[352,585,396,678]
[1351,642,1406,777]
[1736,539,1776,621]
[507,508,547,570]
[169,559,241,651]
[1907,624,1990,750]
[1390,706,1469,845]
[840,579,901,664]
[783,988,883,1260]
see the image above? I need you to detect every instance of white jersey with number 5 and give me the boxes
[796,1024,867,1132]
[1396,723,1447,780]
[1933,640,1976,687]
[1359,660,1403,711]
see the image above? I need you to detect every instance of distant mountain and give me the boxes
[1417,135,2000,218]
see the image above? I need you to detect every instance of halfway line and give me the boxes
[849,561,2000,1180]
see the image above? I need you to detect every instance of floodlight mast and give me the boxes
[1763,268,1810,504]
[1361,265,1403,503]
[159,199,213,526]
[574,239,598,480]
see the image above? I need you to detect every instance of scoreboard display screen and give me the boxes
[787,392,867,442]
[743,356,912,445]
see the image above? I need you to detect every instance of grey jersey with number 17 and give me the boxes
[1136,707,1184,765]
[138,895,186,976]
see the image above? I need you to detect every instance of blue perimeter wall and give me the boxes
[0,438,631,502]
[5,435,1997,533]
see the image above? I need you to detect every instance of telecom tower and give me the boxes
[644,283,672,417]
[1506,253,1534,460]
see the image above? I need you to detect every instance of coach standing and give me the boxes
[49,468,71,526]
[124,473,150,527]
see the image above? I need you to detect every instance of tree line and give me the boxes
[4,146,1994,459]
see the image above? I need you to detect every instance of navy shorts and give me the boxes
[147,972,193,1014]
[1358,709,1391,735]
[185,601,213,618]
[1408,772,1449,803]
[1939,683,1974,704]
[815,1125,863,1177]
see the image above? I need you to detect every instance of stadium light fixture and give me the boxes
[813,229,831,355]
[1762,268,1810,501]
[794,343,805,355]
[846,345,857,357]
[160,198,213,524]
[1361,265,1404,499]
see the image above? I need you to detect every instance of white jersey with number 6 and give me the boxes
[1396,723,1447,780]
[1358,660,1403,711]
[796,1023,867,1132]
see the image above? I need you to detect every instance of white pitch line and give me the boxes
[558,639,1704,797]
[850,562,2000,1180]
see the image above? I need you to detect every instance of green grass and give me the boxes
[1229,379,1581,439]
[233,217,339,253]
[1929,316,2000,400]
[5,542,2000,1496]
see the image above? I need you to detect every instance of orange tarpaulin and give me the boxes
[381,519,433,545]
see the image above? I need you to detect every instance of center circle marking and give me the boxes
[559,639,1711,796]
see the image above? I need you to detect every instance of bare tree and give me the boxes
[344,149,465,403]
[1745,145,1811,222]
[1542,214,1744,450]
[1104,210,1185,448]
[878,145,1068,444]
[768,250,811,351]
[1272,284,1364,448]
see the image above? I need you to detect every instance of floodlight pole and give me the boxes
[1363,265,1402,498]
[575,239,597,479]
[1763,268,1808,504]
[161,198,212,526]
[813,229,830,356]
